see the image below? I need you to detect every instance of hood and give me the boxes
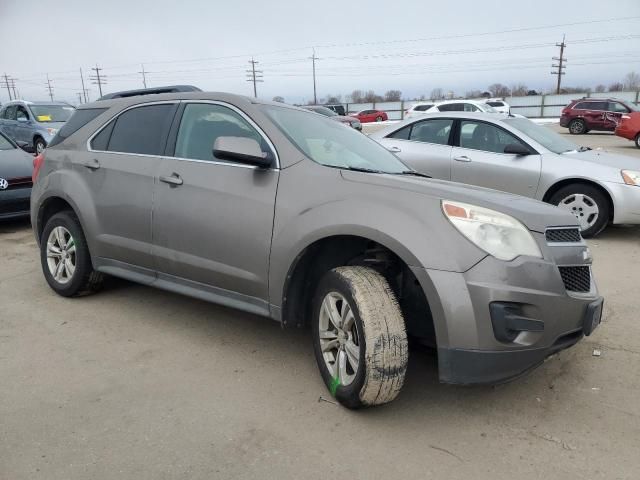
[341,170,578,233]
[0,147,34,179]
[562,149,639,170]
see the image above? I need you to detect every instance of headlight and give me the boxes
[621,170,640,186]
[46,128,58,136]
[442,200,542,261]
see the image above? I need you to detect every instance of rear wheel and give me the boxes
[312,266,408,409]
[549,184,609,238]
[569,119,586,135]
[375,116,383,122]
[40,211,103,297]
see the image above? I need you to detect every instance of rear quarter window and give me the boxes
[48,108,107,148]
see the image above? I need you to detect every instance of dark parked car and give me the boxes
[0,101,75,154]
[303,105,362,131]
[560,98,639,134]
[324,104,346,116]
[0,130,34,220]
[31,89,602,409]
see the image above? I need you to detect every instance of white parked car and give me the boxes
[404,102,435,119]
[485,98,511,114]
[405,100,498,119]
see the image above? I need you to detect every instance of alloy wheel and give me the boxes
[318,292,360,386]
[46,226,76,284]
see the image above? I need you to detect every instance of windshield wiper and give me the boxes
[395,170,431,178]
[340,166,383,174]
[578,146,592,152]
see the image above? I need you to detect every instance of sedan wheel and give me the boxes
[548,184,610,238]
[557,193,599,231]
[35,138,46,155]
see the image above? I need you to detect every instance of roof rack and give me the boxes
[98,85,202,100]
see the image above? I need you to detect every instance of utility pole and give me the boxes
[89,65,106,97]
[10,78,17,100]
[79,68,88,103]
[245,58,263,97]
[551,35,567,94]
[139,64,147,88]
[310,49,320,104]
[76,92,83,104]
[2,73,13,100]
[46,74,54,101]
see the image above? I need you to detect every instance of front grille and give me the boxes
[546,228,582,243]
[559,266,591,292]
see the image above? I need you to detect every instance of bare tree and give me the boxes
[384,89,402,101]
[488,83,510,98]
[430,88,444,100]
[624,71,640,90]
[349,90,364,103]
[510,83,528,97]
[609,82,624,92]
[363,90,383,102]
[594,84,606,93]
[272,96,285,103]
[325,94,342,104]
[465,89,482,98]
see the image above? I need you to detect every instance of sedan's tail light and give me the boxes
[32,153,45,183]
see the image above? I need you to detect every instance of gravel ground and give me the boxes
[1,127,639,479]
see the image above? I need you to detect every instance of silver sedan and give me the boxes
[370,112,640,237]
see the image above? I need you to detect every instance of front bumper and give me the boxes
[411,231,602,385]
[0,187,31,220]
[606,181,640,224]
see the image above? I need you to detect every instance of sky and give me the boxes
[1,0,639,105]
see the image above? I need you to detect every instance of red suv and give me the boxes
[560,98,638,134]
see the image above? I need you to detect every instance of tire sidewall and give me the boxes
[40,211,91,296]
[34,137,46,154]
[549,185,609,238]
[312,270,368,409]
[635,133,640,149]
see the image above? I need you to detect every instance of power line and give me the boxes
[246,58,263,97]
[552,35,567,93]
[89,65,106,97]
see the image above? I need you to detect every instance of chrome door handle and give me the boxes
[159,173,183,186]
[83,159,100,170]
[454,155,472,162]
[387,146,401,153]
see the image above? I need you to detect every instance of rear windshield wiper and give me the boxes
[396,170,431,178]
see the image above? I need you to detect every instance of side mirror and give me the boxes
[503,143,531,156]
[213,136,273,168]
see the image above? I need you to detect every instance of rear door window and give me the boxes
[104,103,177,155]
[409,119,453,145]
[585,101,608,111]
[387,125,411,140]
[3,105,17,120]
[413,104,433,111]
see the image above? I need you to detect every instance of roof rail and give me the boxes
[98,85,202,100]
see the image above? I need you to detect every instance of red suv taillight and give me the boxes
[32,153,45,183]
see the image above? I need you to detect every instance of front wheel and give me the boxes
[568,119,586,135]
[34,137,46,155]
[375,116,383,122]
[635,133,640,149]
[40,211,103,296]
[548,184,610,238]
[312,266,408,409]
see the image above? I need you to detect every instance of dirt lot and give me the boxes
[1,128,639,479]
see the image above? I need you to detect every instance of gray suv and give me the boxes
[31,90,603,409]
[0,101,75,154]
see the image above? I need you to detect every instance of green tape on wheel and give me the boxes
[329,376,340,396]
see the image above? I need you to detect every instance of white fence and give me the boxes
[340,91,640,120]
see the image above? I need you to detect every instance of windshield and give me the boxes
[627,102,639,112]
[0,132,15,150]
[504,117,578,154]
[306,106,338,117]
[260,105,408,173]
[29,105,75,123]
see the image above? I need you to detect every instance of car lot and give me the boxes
[1,125,639,479]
